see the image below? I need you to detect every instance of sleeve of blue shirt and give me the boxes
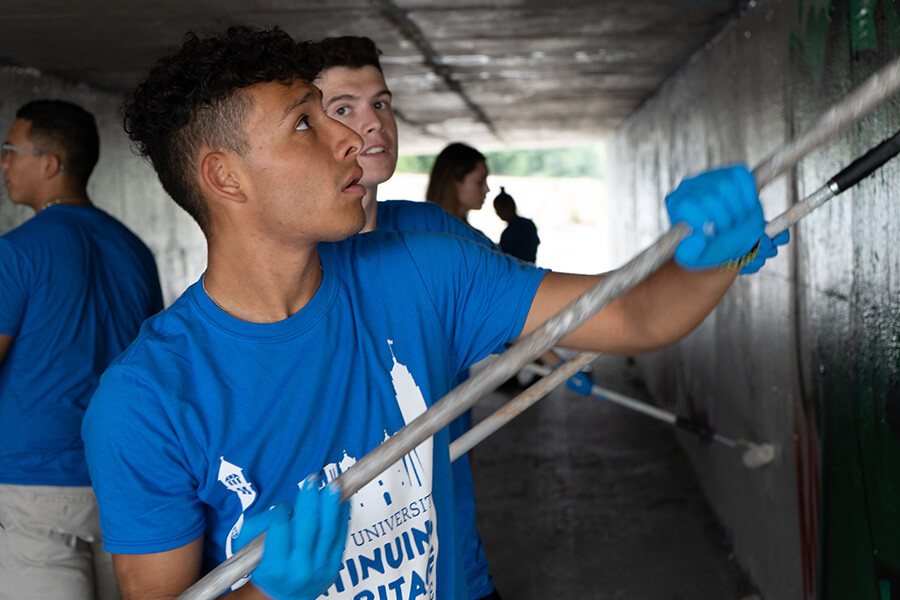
[82,363,207,554]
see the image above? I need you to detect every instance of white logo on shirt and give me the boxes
[218,456,258,590]
[221,340,439,599]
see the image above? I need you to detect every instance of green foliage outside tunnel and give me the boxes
[396,144,606,180]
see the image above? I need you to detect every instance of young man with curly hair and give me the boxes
[82,26,769,600]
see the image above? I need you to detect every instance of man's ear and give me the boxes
[42,154,64,178]
[200,152,247,204]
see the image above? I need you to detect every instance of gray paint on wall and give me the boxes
[610,0,899,597]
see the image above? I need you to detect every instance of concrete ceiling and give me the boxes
[0,0,740,154]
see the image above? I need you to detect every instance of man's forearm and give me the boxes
[619,259,738,353]
[523,262,738,357]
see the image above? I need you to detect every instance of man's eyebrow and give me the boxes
[280,90,318,123]
[324,89,392,106]
[323,92,359,107]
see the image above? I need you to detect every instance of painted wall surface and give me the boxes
[609,0,900,598]
[0,65,205,306]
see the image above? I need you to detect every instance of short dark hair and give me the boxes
[123,25,322,233]
[316,36,384,74]
[16,99,99,187]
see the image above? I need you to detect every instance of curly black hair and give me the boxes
[17,99,99,187]
[123,25,323,233]
[316,36,384,75]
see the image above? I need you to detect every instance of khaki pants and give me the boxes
[0,484,120,600]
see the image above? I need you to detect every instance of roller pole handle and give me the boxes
[764,128,900,240]
[830,129,900,192]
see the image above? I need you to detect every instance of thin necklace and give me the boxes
[202,264,322,317]
[40,198,85,212]
[201,276,228,313]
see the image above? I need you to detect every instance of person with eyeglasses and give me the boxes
[0,99,163,599]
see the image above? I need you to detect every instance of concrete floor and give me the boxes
[468,355,760,599]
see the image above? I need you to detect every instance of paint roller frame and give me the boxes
[176,56,900,600]
[451,126,900,471]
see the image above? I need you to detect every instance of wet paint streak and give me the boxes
[793,393,820,600]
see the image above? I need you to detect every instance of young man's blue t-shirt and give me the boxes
[377,200,500,600]
[0,205,162,486]
[377,200,496,250]
[82,231,545,600]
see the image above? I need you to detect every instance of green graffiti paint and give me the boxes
[791,0,900,80]
[791,0,833,81]
[817,344,879,600]
[815,275,900,597]
[851,0,879,52]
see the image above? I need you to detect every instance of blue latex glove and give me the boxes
[665,165,765,269]
[566,371,596,396]
[739,229,789,274]
[554,360,597,397]
[234,476,350,600]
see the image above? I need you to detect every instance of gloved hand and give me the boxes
[739,229,789,274]
[234,476,350,600]
[665,165,765,270]
[554,360,596,397]
[566,371,596,396]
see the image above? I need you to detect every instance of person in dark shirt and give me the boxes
[493,186,540,263]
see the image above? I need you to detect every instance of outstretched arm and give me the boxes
[518,165,762,356]
[520,262,737,355]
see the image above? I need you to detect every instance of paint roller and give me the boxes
[176,55,900,600]
[451,126,900,471]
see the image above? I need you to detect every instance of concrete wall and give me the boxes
[0,65,205,306]
[609,0,900,598]
[5,3,899,597]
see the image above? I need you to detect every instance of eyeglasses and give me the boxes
[0,144,64,170]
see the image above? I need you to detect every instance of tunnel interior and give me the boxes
[1,1,899,599]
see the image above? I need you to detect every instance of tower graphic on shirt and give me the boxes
[218,341,439,599]
[322,340,430,511]
[218,457,257,511]
[218,456,258,590]
[321,339,439,599]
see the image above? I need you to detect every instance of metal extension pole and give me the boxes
[448,127,900,462]
[450,352,600,461]
[176,55,900,600]
[518,361,750,448]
